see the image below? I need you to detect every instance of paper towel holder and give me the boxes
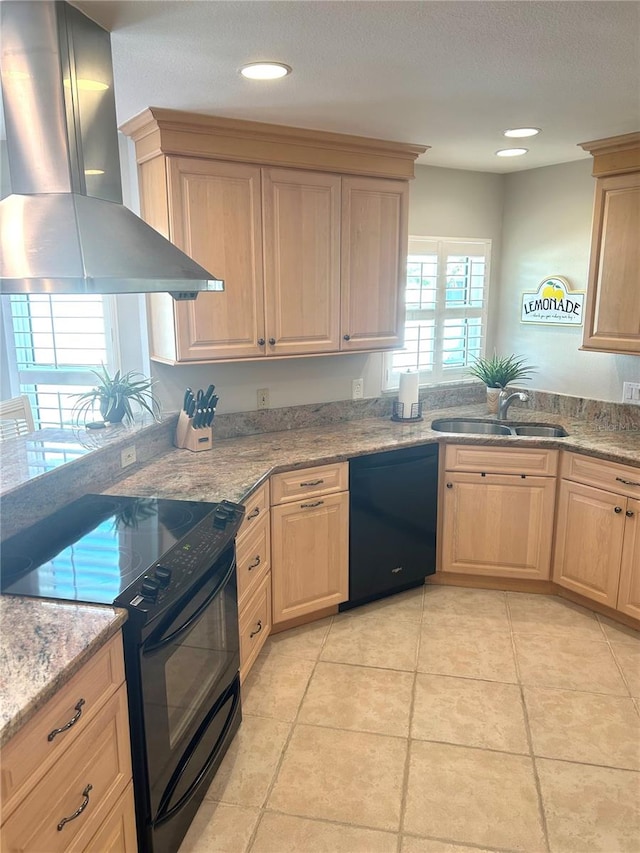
[391,401,423,422]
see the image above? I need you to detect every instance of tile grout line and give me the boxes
[595,612,639,706]
[243,614,335,853]
[506,594,552,853]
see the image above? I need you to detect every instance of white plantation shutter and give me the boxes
[3,293,117,428]
[384,236,491,389]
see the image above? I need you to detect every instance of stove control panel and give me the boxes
[128,500,244,609]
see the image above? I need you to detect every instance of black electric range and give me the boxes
[0,493,239,612]
[1,493,245,853]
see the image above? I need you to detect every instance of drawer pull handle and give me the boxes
[614,506,623,514]
[57,783,93,831]
[250,620,263,639]
[301,500,324,508]
[248,555,261,570]
[627,510,635,518]
[257,338,265,346]
[300,479,324,487]
[247,507,260,520]
[48,698,85,741]
[616,477,640,487]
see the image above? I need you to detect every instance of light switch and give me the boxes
[622,382,640,405]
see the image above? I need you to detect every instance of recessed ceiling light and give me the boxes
[496,148,529,157]
[240,62,291,80]
[504,128,541,138]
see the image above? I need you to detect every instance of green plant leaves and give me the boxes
[467,354,536,388]
[70,364,161,425]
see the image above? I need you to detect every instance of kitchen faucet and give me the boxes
[498,390,529,420]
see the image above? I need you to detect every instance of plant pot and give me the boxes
[486,387,501,415]
[100,399,126,423]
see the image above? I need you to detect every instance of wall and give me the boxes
[497,159,639,403]
[150,162,505,415]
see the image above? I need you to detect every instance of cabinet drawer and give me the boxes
[1,685,132,853]
[270,462,348,504]
[561,451,640,499]
[239,572,271,682]
[236,509,271,610]
[444,444,558,476]
[237,481,270,542]
[1,633,125,817]
[82,783,137,853]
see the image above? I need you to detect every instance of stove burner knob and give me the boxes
[140,577,160,602]
[213,508,231,528]
[155,566,172,587]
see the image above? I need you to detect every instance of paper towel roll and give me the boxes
[398,370,419,418]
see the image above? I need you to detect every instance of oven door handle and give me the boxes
[143,557,236,655]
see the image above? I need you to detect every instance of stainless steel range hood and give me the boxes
[0,1,223,299]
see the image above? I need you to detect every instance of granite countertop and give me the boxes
[1,400,638,748]
[108,403,640,505]
[0,597,127,747]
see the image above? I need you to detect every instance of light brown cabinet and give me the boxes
[440,445,558,580]
[579,133,640,354]
[0,633,136,853]
[121,109,423,364]
[236,481,271,681]
[270,462,349,624]
[553,452,640,618]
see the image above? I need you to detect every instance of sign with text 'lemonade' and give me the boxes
[521,277,585,326]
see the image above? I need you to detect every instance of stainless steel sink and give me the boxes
[511,424,568,437]
[430,418,568,437]
[430,419,512,435]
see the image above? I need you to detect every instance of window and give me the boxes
[384,236,491,389]
[2,294,117,428]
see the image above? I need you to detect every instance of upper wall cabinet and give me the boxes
[121,108,425,364]
[579,133,640,355]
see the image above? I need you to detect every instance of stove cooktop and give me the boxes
[0,494,222,606]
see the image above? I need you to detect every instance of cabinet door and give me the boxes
[582,172,640,354]
[166,158,265,360]
[271,491,348,623]
[617,498,640,619]
[441,473,556,579]
[552,480,626,607]
[262,168,341,356]
[340,176,408,351]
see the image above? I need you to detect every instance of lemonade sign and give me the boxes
[521,276,585,326]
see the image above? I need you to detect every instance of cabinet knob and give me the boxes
[343,334,351,341]
[626,509,635,518]
[257,338,265,346]
[614,506,623,513]
[446,482,453,489]
[268,337,276,346]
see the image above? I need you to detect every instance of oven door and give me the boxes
[138,541,240,825]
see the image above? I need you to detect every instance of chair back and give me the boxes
[0,395,35,441]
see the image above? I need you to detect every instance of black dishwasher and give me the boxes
[343,443,438,609]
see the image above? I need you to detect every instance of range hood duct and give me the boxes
[0,1,223,299]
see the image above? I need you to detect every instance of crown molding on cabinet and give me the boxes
[578,131,640,177]
[120,107,428,180]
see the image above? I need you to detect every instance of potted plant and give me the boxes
[467,353,536,414]
[72,366,161,425]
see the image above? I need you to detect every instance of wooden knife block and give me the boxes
[174,410,213,452]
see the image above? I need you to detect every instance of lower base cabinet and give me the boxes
[236,482,271,682]
[440,446,558,580]
[0,633,136,853]
[270,463,349,624]
[553,452,640,618]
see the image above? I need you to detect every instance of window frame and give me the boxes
[383,235,491,390]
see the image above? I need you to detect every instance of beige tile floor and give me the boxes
[180,586,640,853]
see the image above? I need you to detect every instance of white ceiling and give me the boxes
[74,0,640,173]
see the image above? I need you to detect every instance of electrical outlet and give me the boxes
[352,378,364,400]
[622,382,640,405]
[120,446,137,468]
[257,388,270,410]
